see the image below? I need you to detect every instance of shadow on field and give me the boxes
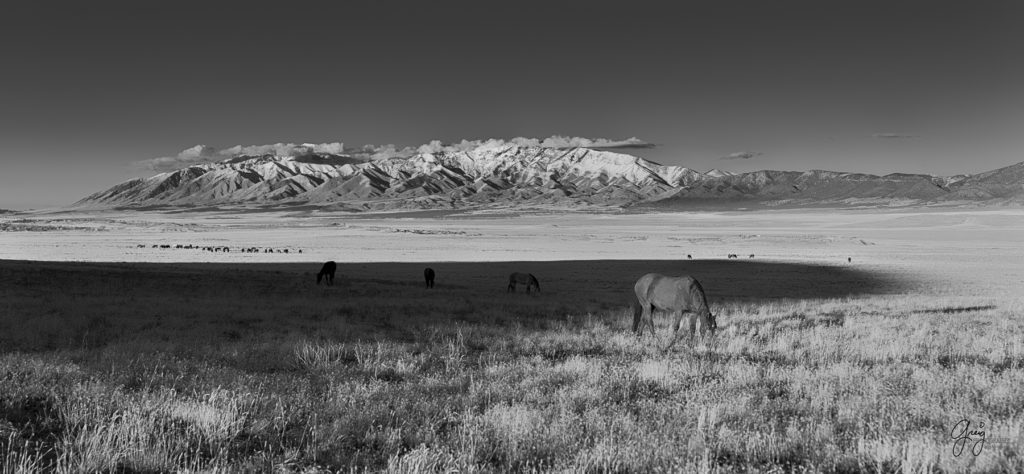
[0,259,909,352]
[469,259,906,302]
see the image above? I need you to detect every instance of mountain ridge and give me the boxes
[75,144,1024,211]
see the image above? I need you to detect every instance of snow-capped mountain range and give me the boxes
[76,141,1024,210]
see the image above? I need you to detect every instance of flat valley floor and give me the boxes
[1,208,1023,472]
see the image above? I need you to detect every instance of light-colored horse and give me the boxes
[632,273,716,350]
[507,272,540,293]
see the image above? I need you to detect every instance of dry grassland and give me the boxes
[1,258,1021,473]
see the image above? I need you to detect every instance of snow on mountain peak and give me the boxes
[89,140,684,208]
[133,136,655,172]
[705,169,736,178]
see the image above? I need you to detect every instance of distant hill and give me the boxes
[939,161,1024,202]
[74,143,1023,211]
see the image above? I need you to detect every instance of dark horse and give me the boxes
[507,272,540,293]
[424,267,435,289]
[317,261,337,285]
[632,273,717,350]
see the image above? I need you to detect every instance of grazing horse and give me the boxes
[507,272,540,293]
[749,254,755,258]
[632,273,717,350]
[424,267,435,289]
[317,261,337,286]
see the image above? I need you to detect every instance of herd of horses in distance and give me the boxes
[315,260,719,350]
[136,244,301,254]
[134,245,852,265]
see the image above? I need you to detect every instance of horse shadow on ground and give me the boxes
[911,305,996,315]
[722,310,847,340]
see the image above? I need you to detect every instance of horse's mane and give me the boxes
[688,277,711,315]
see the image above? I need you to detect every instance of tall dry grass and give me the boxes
[1,260,1021,472]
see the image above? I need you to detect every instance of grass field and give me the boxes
[2,256,1021,473]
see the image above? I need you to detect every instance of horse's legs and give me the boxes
[632,298,643,334]
[687,311,698,346]
[639,303,654,337]
[663,310,688,351]
[633,303,646,336]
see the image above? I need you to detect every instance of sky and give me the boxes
[1,0,1022,209]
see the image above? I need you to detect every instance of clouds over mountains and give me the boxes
[719,151,763,160]
[871,133,918,140]
[137,143,348,171]
[135,136,654,172]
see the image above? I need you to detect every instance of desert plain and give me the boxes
[1,207,1023,472]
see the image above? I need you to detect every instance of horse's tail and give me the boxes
[630,292,643,333]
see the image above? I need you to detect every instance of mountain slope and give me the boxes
[75,144,1024,210]
[652,170,952,207]
[942,161,1024,202]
